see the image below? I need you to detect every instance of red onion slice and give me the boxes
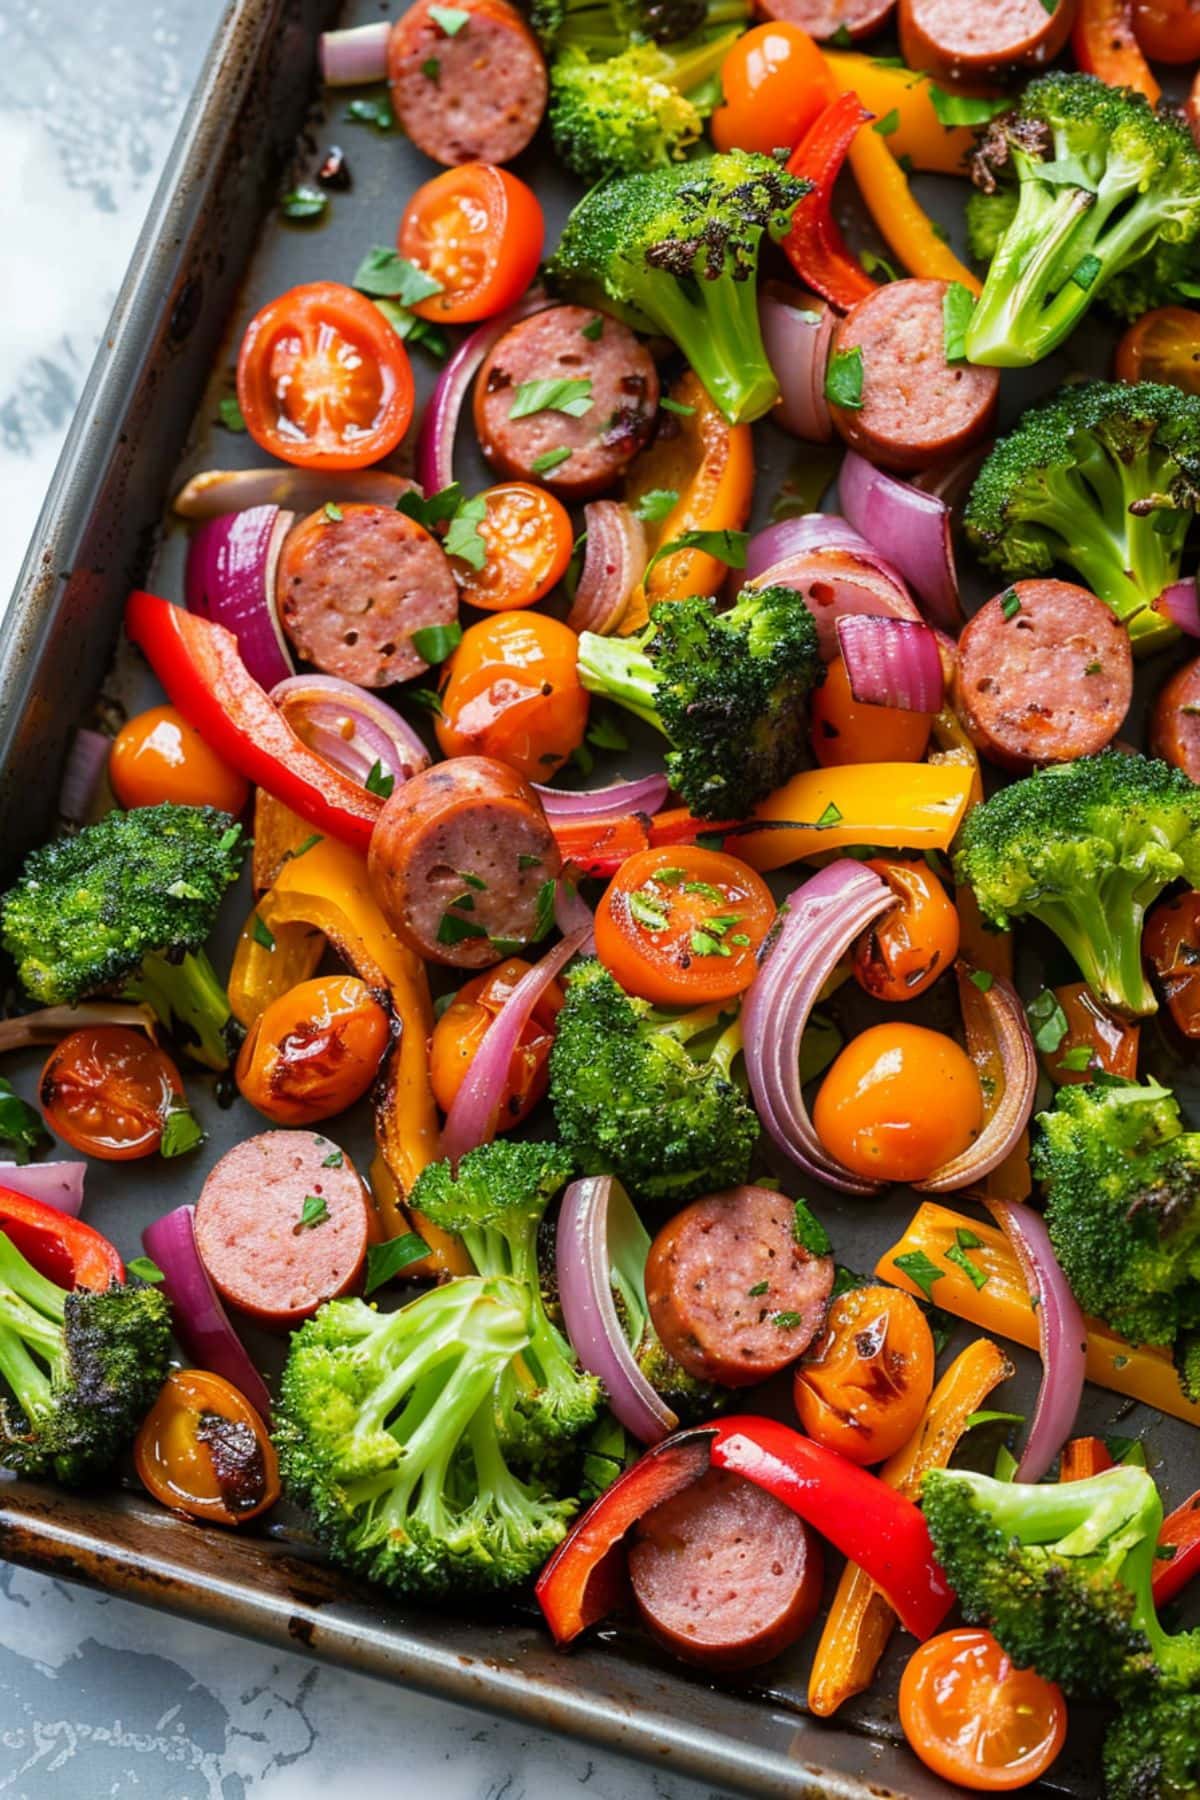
[748,545,922,662]
[173,468,418,519]
[838,452,962,632]
[320,20,390,84]
[1154,577,1200,637]
[0,1163,85,1218]
[557,1175,678,1444]
[186,505,295,690]
[758,286,836,443]
[532,774,668,821]
[554,878,595,955]
[916,967,1037,1194]
[836,615,944,713]
[416,292,551,496]
[567,502,646,637]
[747,513,900,582]
[271,675,430,789]
[59,728,110,825]
[986,1198,1087,1484]
[143,1205,273,1423]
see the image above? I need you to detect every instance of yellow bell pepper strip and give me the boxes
[844,120,981,294]
[877,1202,1200,1427]
[729,761,975,873]
[227,905,324,1031]
[252,790,324,895]
[823,52,980,177]
[808,1336,1013,1718]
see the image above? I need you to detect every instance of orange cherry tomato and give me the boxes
[1132,0,1200,62]
[810,657,933,767]
[1114,306,1200,394]
[594,846,776,1007]
[236,281,414,471]
[852,858,960,1003]
[1041,980,1141,1085]
[40,1026,186,1161]
[429,957,563,1126]
[711,24,831,156]
[812,1022,983,1183]
[109,705,250,814]
[435,610,589,779]
[398,163,544,325]
[453,482,573,611]
[1144,890,1200,1037]
[793,1284,934,1465]
[134,1369,280,1527]
[899,1629,1068,1792]
[235,974,390,1126]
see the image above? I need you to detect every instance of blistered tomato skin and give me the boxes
[236,975,391,1126]
[852,858,959,1002]
[110,705,250,815]
[793,1285,934,1465]
[40,1026,185,1162]
[812,1022,983,1183]
[134,1369,280,1528]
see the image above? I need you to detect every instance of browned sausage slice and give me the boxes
[194,1131,371,1326]
[1151,655,1200,783]
[954,580,1133,772]
[628,1468,823,1671]
[829,279,999,474]
[645,1185,834,1388]
[388,0,547,167]
[899,0,1075,80]
[754,0,893,38]
[474,307,659,500]
[368,755,562,968]
[277,504,458,690]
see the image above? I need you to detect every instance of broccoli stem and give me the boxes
[1035,880,1158,1016]
[577,631,664,730]
[123,948,238,1071]
[0,1321,53,1422]
[667,260,779,425]
[0,1230,69,1323]
[965,181,1097,368]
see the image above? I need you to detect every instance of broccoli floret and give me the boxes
[1,804,246,1069]
[548,45,706,181]
[1034,1077,1200,1348]
[1105,1694,1200,1799]
[964,73,1200,367]
[549,958,758,1203]
[275,1278,577,1596]
[965,187,1018,266]
[955,752,1200,1017]
[408,1141,601,1462]
[922,1465,1200,1702]
[547,151,808,424]
[0,1229,171,1486]
[531,0,746,54]
[577,583,823,818]
[964,380,1200,652]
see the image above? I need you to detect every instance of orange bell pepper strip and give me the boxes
[878,1202,1200,1427]
[1073,0,1160,103]
[844,118,981,294]
[822,52,979,177]
[728,761,975,872]
[808,1336,1013,1718]
[1059,1436,1114,1483]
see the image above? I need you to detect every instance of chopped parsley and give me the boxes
[126,1256,165,1285]
[365,760,395,799]
[634,488,679,523]
[296,1194,330,1231]
[218,395,246,433]
[321,1148,345,1168]
[530,447,572,475]
[352,247,442,305]
[1001,587,1022,620]
[792,1198,831,1258]
[508,377,594,420]
[893,1248,944,1301]
[825,346,864,410]
[280,187,328,222]
[412,622,462,663]
[1027,987,1069,1053]
[437,911,488,946]
[364,1233,430,1295]
[160,1100,204,1160]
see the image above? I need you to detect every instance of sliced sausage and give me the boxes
[754,0,893,38]
[387,0,547,167]
[954,580,1133,772]
[474,306,659,500]
[368,755,561,968]
[750,548,923,662]
[829,279,1000,475]
[898,0,1075,80]
[276,504,458,690]
[629,1468,823,1672]
[1151,655,1200,783]
[194,1130,371,1326]
[645,1185,834,1389]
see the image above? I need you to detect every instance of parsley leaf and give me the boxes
[352,246,443,305]
[580,315,604,340]
[280,187,328,222]
[321,1148,345,1168]
[825,346,864,410]
[397,484,465,531]
[0,1079,48,1165]
[968,968,994,992]
[365,1232,431,1295]
[429,3,469,28]
[437,911,488,946]
[1059,1044,1096,1071]
[893,1248,944,1301]
[1072,252,1103,291]
[586,712,629,752]
[1027,988,1069,1054]
[323,501,343,522]
[160,1099,205,1160]
[659,396,695,416]
[946,1242,990,1289]
[928,87,1011,127]
[296,1194,330,1231]
[508,377,594,420]
[372,297,449,362]
[345,92,395,132]
[873,108,900,136]
[126,1255,165,1285]
[412,622,462,663]
[218,395,247,433]
[530,447,572,475]
[644,527,748,581]
[444,495,488,569]
[942,282,975,363]
[793,1197,832,1257]
[365,759,395,798]
[634,488,679,523]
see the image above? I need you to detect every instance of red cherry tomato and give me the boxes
[1131,0,1200,62]
[398,163,545,324]
[1114,306,1200,395]
[429,957,562,1127]
[594,845,776,1006]
[40,1026,187,1161]
[711,24,831,156]
[900,1629,1068,1791]
[453,483,573,611]
[109,705,249,814]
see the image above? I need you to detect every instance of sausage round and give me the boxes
[954,580,1133,772]
[368,755,562,968]
[1151,655,1200,783]
[194,1131,371,1326]
[829,280,999,474]
[898,0,1075,80]
[276,504,458,690]
[645,1185,835,1388]
[753,0,894,38]
[387,0,547,167]
[474,306,659,500]
[628,1468,823,1671]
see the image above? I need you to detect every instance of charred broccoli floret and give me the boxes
[1104,1693,1200,1799]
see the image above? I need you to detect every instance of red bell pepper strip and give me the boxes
[125,592,382,853]
[547,809,742,880]
[783,93,878,313]
[1072,0,1160,103]
[1153,1488,1200,1608]
[0,1189,123,1290]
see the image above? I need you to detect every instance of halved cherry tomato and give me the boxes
[711,23,831,157]
[235,974,391,1126]
[453,483,573,611]
[40,1026,186,1162]
[236,281,414,471]
[1041,980,1141,1085]
[1114,306,1200,395]
[794,1285,934,1465]
[0,1189,124,1290]
[430,957,562,1126]
[594,845,776,1007]
[1145,890,1200,1037]
[435,610,589,779]
[899,1629,1068,1791]
[812,1022,983,1183]
[109,705,249,814]
[852,859,959,1003]
[134,1369,280,1527]
[1132,0,1200,62]
[810,658,933,767]
[398,163,544,324]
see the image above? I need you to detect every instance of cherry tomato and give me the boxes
[1114,306,1200,394]
[398,163,544,324]
[1132,0,1200,62]
[594,846,776,1007]
[236,975,390,1126]
[109,705,249,814]
[1145,890,1200,1037]
[134,1369,280,1527]
[793,1285,934,1465]
[236,281,414,471]
[711,24,831,157]
[40,1026,186,1161]
[812,1022,983,1183]
[810,657,933,767]
[899,1629,1068,1792]
[852,859,960,1003]
[430,957,563,1127]
[435,610,589,779]
[453,482,573,612]
[1041,980,1140,1085]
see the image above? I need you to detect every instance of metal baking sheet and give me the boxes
[1,2,1196,1793]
